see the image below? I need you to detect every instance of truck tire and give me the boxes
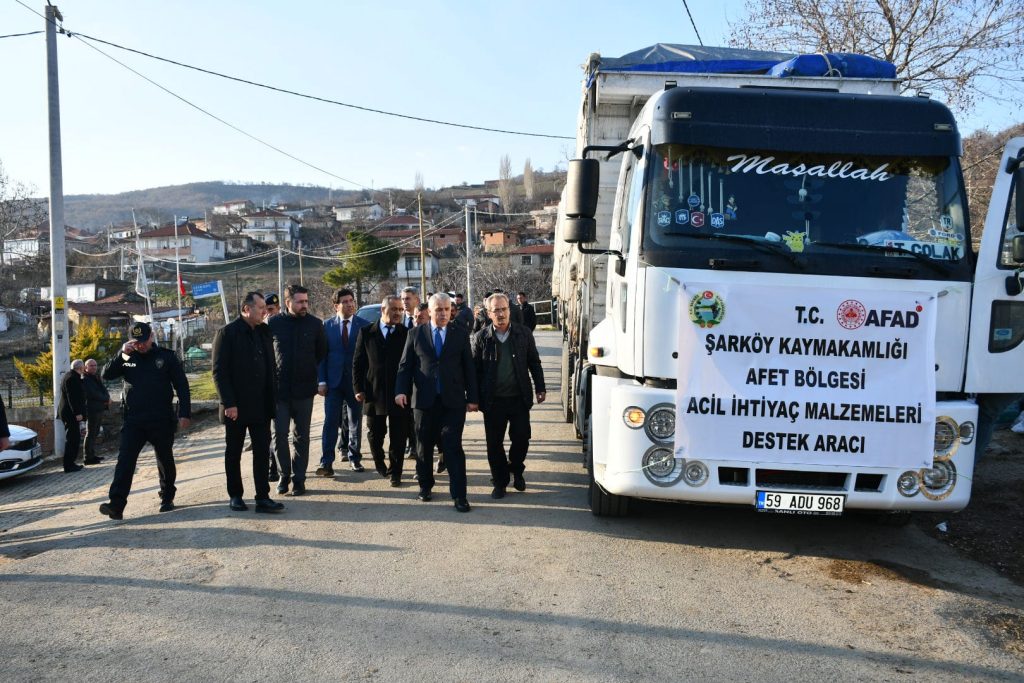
[560,343,574,424]
[585,417,629,517]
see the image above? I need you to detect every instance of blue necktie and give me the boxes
[433,327,443,393]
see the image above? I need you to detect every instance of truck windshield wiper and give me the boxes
[811,241,952,275]
[680,232,804,269]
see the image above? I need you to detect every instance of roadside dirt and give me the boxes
[916,427,1024,585]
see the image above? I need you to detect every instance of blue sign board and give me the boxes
[191,281,220,299]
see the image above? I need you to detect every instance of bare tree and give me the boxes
[730,0,1024,113]
[497,154,514,217]
[435,248,548,304]
[414,171,425,192]
[962,122,1024,243]
[523,158,535,203]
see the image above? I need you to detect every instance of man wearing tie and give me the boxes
[400,287,420,330]
[395,293,479,512]
[317,288,368,475]
[353,295,409,485]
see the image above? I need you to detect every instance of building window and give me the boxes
[405,256,421,271]
[521,255,533,265]
[541,254,552,265]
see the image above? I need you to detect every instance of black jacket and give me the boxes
[352,321,408,414]
[83,373,111,414]
[520,302,537,331]
[267,312,327,399]
[213,317,277,424]
[395,323,479,410]
[103,346,191,424]
[472,323,546,411]
[58,370,86,422]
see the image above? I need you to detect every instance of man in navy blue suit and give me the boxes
[317,288,369,475]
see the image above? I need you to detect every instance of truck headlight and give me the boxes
[645,403,675,442]
[897,470,920,497]
[623,406,646,429]
[641,446,683,486]
[958,421,975,445]
[933,416,959,461]
[919,460,957,500]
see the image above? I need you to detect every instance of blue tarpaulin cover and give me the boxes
[591,44,896,86]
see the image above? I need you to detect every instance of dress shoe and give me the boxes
[376,467,389,478]
[229,497,248,511]
[99,502,123,520]
[490,487,506,499]
[64,464,83,473]
[268,471,280,482]
[513,474,526,492]
[84,456,104,465]
[287,483,305,496]
[276,482,289,495]
[340,454,349,462]
[390,480,402,487]
[454,498,471,513]
[254,498,285,513]
[417,490,432,502]
[435,460,446,474]
[349,461,365,473]
[159,501,175,513]
[315,466,334,477]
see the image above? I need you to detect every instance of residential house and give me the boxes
[40,278,132,303]
[505,243,554,269]
[480,225,521,252]
[395,247,440,288]
[375,225,465,252]
[334,201,384,222]
[137,222,225,263]
[4,224,97,263]
[240,209,298,245]
[212,199,255,216]
[223,233,258,257]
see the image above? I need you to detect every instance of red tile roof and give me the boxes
[508,244,554,255]
[140,224,223,239]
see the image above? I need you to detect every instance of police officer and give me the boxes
[99,322,191,520]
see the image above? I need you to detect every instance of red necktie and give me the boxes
[342,319,349,347]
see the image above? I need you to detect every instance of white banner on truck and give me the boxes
[675,283,936,469]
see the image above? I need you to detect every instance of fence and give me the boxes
[2,378,125,410]
[531,299,557,327]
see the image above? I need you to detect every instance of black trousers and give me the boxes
[84,411,104,460]
[62,417,81,470]
[225,419,272,499]
[108,420,176,511]
[483,396,532,489]
[366,405,409,482]
[414,401,467,500]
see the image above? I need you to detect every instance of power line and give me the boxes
[681,0,704,47]
[0,29,43,39]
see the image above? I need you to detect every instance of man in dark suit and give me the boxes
[317,288,369,474]
[353,295,409,486]
[213,292,284,513]
[400,286,420,330]
[57,359,87,473]
[395,292,479,512]
[516,292,538,332]
[82,358,110,465]
[473,293,546,498]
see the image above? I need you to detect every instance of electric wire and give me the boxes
[681,0,704,47]
[0,29,43,39]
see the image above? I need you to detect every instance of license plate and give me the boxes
[755,491,845,516]
[31,445,42,457]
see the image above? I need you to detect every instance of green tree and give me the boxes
[15,320,123,396]
[323,231,399,305]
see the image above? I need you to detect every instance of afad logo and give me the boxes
[689,290,725,328]
[836,299,922,330]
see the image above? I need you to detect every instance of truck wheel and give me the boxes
[585,417,629,517]
[560,343,574,424]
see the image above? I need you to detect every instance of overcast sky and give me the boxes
[0,0,1016,197]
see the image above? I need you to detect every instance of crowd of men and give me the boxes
[92,284,545,519]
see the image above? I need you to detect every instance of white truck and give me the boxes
[553,45,1024,518]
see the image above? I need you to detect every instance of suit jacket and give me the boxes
[213,317,277,424]
[395,323,479,410]
[352,321,408,413]
[318,315,369,391]
[58,370,86,422]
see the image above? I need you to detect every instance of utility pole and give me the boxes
[46,3,70,460]
[298,239,304,285]
[464,204,473,306]
[172,216,184,357]
[277,244,284,298]
[417,193,426,294]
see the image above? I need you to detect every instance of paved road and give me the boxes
[1,331,1022,681]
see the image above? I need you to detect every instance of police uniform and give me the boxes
[100,323,191,518]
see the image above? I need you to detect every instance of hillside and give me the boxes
[62,181,362,230]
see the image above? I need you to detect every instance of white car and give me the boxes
[0,425,44,481]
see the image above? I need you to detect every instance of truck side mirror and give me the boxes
[563,159,599,244]
[1016,167,1024,242]
[1013,233,1024,264]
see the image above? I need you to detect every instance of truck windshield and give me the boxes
[642,144,971,280]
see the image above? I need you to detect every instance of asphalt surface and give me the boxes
[1,330,1023,682]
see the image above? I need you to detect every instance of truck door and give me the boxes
[965,138,1024,392]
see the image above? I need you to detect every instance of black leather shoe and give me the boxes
[159,501,175,513]
[287,483,305,497]
[350,461,365,472]
[435,460,447,474]
[64,464,83,473]
[340,454,350,462]
[417,490,432,502]
[315,466,334,477]
[513,474,526,492]
[390,479,402,487]
[84,457,104,465]
[254,498,285,512]
[490,487,506,499]
[229,497,248,511]
[268,471,280,482]
[377,467,389,478]
[276,482,289,495]
[99,502,123,520]
[454,498,471,513]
